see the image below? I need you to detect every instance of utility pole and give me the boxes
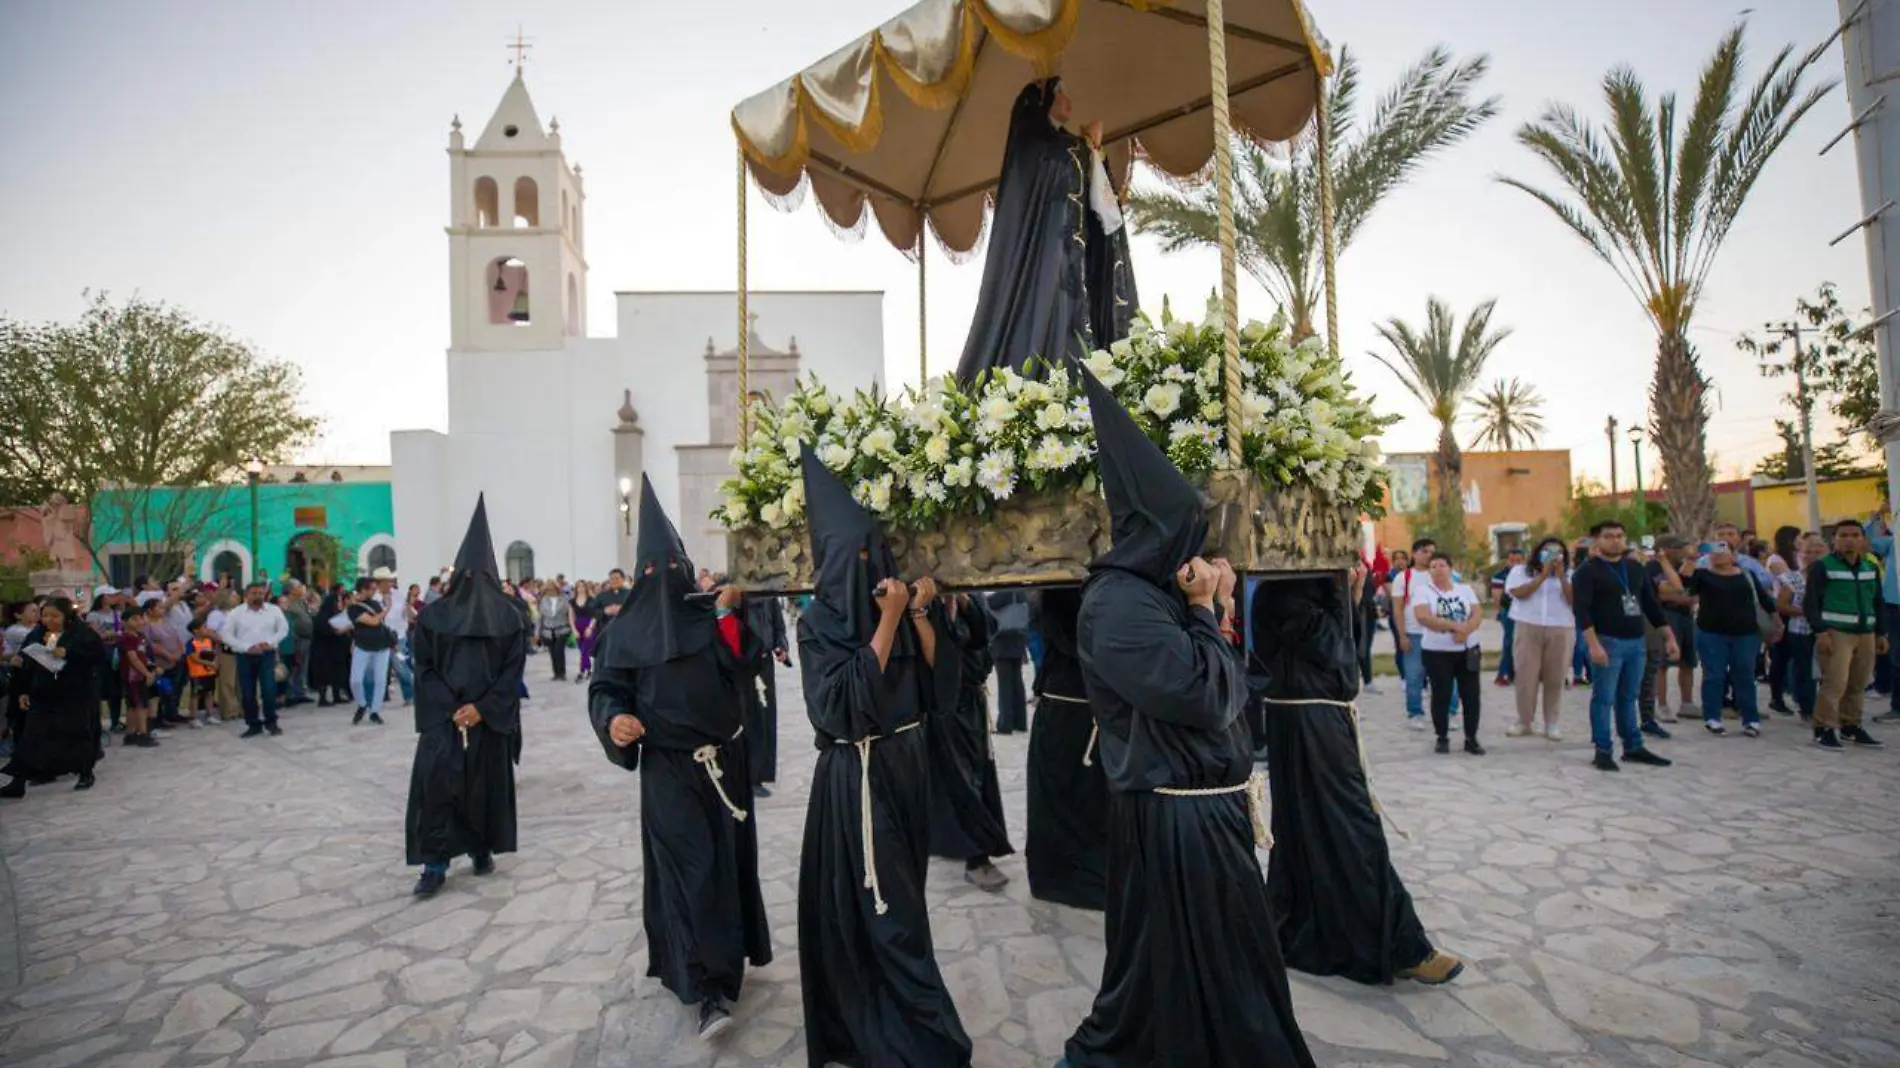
[1605,415,1619,498]
[1785,319,1824,533]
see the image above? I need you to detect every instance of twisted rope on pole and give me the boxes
[1205,0,1242,468]
[737,145,750,443]
[1315,66,1340,361]
[918,241,928,384]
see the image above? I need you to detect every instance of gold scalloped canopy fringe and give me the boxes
[1288,0,1334,76]
[967,0,1079,77]
[874,2,981,111]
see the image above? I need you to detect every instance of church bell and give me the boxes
[508,283,530,322]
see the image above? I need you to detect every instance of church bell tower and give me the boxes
[446,68,588,351]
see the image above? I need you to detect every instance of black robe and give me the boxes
[403,625,527,865]
[743,598,785,787]
[589,623,772,1006]
[309,593,353,696]
[3,624,103,780]
[954,78,1138,385]
[797,622,972,1068]
[987,591,1031,735]
[1257,576,1434,984]
[1064,571,1315,1068]
[925,598,1014,861]
[1024,588,1108,911]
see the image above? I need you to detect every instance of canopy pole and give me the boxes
[918,240,929,383]
[1315,65,1339,360]
[1205,0,1242,467]
[737,145,750,442]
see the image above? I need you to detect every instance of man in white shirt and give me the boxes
[220,582,290,738]
[375,568,415,705]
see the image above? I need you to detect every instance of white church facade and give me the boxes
[391,73,885,580]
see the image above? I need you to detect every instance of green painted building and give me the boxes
[89,467,395,589]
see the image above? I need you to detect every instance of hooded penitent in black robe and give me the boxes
[1023,587,1108,911]
[310,588,354,701]
[954,77,1139,385]
[405,496,529,868]
[795,447,972,1068]
[4,614,104,782]
[743,597,786,787]
[925,595,1014,862]
[987,590,1031,734]
[588,476,771,1007]
[1063,366,1316,1068]
[1256,576,1437,984]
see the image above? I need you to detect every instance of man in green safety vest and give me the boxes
[1802,518,1887,752]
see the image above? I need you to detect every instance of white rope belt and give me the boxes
[1153,771,1272,848]
[1260,693,1411,840]
[834,720,922,916]
[1039,692,1099,768]
[691,725,748,824]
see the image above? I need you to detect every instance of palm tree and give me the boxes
[1129,46,1500,340]
[1498,22,1836,536]
[1467,377,1547,452]
[1370,297,1513,512]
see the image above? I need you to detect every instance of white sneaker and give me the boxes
[1407,717,1428,731]
[1677,703,1699,720]
[1362,681,1383,695]
[1544,727,1563,741]
[1654,703,1679,723]
[1505,722,1533,738]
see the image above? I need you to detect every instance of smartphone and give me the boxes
[1641,535,1655,550]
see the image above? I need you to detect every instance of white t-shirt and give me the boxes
[1504,564,1575,628]
[1416,581,1481,652]
[1398,568,1434,634]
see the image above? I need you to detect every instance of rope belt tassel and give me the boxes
[1039,693,1098,768]
[692,725,749,823]
[1260,693,1411,841]
[1154,771,1272,848]
[837,721,922,916]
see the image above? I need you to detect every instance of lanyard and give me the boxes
[1604,559,1632,594]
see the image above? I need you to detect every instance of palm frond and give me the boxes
[1370,297,1511,431]
[1602,69,1668,287]
[1465,377,1547,451]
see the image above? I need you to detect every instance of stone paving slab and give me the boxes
[3,655,1898,1067]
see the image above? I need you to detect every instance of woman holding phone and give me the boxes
[1505,537,1575,739]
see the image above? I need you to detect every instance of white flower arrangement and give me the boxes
[716,294,1396,531]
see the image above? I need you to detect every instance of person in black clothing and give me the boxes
[1574,521,1679,772]
[1024,586,1109,911]
[2,598,104,798]
[987,590,1031,734]
[1683,544,1777,737]
[927,591,1016,890]
[741,595,787,797]
[1060,364,1317,1068]
[347,578,395,725]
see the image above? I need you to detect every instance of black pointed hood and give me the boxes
[1077,360,1209,588]
[424,495,527,638]
[594,475,712,670]
[800,445,911,653]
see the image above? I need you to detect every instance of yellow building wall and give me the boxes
[1750,475,1886,533]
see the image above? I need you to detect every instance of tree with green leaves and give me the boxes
[1128,45,1500,340]
[1466,377,1546,452]
[0,293,319,575]
[1370,297,1513,514]
[1499,21,1837,538]
[1739,281,1882,472]
[1751,420,1873,481]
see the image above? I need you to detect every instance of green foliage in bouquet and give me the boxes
[716,295,1398,533]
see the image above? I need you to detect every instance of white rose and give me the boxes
[779,485,803,519]
[860,425,897,458]
[783,435,804,462]
[806,393,831,416]
[1108,338,1134,359]
[1199,400,1222,422]
[1036,403,1070,431]
[760,501,786,529]
[820,442,852,471]
[1143,382,1183,419]
[868,475,893,514]
[724,494,750,525]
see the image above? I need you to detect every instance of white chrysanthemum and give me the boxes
[779,484,804,519]
[805,392,831,416]
[1144,382,1184,419]
[1035,402,1070,431]
[923,434,952,466]
[859,424,897,458]
[1019,379,1053,406]
[1161,363,1192,383]
[976,449,1018,499]
[820,442,852,471]
[1307,398,1335,428]
[1240,390,1270,423]
[1168,418,1221,447]
[922,478,948,503]
[853,473,894,514]
[944,456,975,488]
[1199,400,1222,422]
[1069,398,1093,430]
[1083,350,1125,387]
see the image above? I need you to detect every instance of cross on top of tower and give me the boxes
[508,26,533,73]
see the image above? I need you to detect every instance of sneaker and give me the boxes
[1742,724,1761,738]
[74,772,95,791]
[697,996,733,1040]
[1623,747,1672,767]
[1703,721,1727,736]
[265,723,283,737]
[1768,699,1794,717]
[1493,677,1512,688]
[132,733,160,748]
[1842,725,1884,747]
[1813,727,1844,751]
[1434,737,1451,755]
[1464,738,1486,756]
[1544,727,1564,742]
[412,869,446,897]
[1678,702,1701,720]
[369,714,385,725]
[352,707,366,725]
[1397,950,1466,985]
[1505,722,1533,738]
[1362,681,1382,695]
[965,861,1010,893]
[1642,720,1673,740]
[240,726,263,738]
[1407,716,1428,731]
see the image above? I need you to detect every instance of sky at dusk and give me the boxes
[0,0,1871,488]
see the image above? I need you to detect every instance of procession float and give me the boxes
[721,0,1390,590]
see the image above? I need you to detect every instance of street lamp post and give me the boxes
[245,458,264,585]
[618,476,634,535]
[1627,427,1646,540]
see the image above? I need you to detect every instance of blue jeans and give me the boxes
[1886,605,1900,710]
[1496,616,1516,682]
[1783,631,1817,717]
[1587,635,1647,755]
[351,647,391,714]
[1401,636,1459,718]
[394,634,415,702]
[1698,630,1762,726]
[235,651,279,729]
[1572,620,1593,682]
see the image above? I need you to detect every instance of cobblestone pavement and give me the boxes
[3,652,1899,1068]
